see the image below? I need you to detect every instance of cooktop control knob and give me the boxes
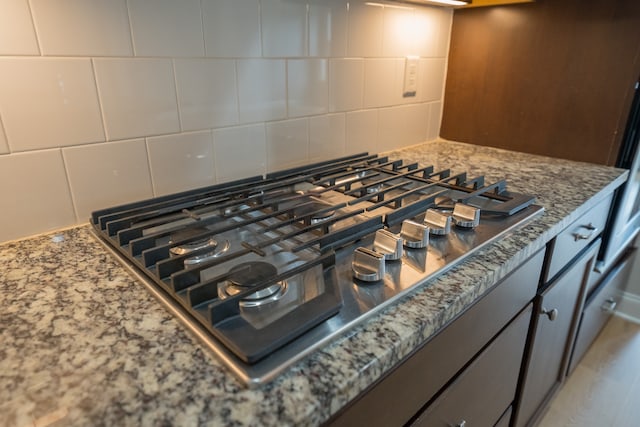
[452,203,480,229]
[352,247,385,282]
[373,229,403,260]
[424,209,451,235]
[400,220,430,248]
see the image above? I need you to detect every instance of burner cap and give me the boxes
[294,201,336,222]
[169,227,217,255]
[223,262,286,307]
[228,261,278,288]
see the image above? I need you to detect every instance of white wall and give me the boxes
[0,0,452,243]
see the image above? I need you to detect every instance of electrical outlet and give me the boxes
[403,56,419,98]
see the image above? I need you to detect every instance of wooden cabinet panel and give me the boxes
[441,0,640,166]
[411,304,532,427]
[515,240,600,427]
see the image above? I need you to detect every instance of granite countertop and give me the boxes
[1,140,627,427]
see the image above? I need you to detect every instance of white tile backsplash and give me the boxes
[261,0,308,58]
[202,0,261,58]
[0,1,451,242]
[266,118,309,171]
[0,58,105,151]
[30,0,132,56]
[346,109,378,155]
[309,113,346,161]
[0,150,76,242]
[63,139,153,222]
[309,0,348,57]
[94,58,180,140]
[0,0,39,55]
[174,58,239,131]
[147,131,215,196]
[329,59,364,112]
[288,59,329,118]
[213,124,267,183]
[237,59,287,123]
[347,2,384,58]
[128,0,204,57]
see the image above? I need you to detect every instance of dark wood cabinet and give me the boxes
[411,304,532,427]
[514,239,601,427]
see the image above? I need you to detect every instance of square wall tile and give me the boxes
[0,0,39,55]
[378,104,429,152]
[30,0,132,56]
[329,59,364,112]
[347,2,383,58]
[0,58,105,152]
[147,131,215,196]
[237,59,286,123]
[63,139,153,221]
[213,124,266,183]
[266,118,309,172]
[363,58,404,108]
[202,0,261,58]
[309,114,345,162]
[174,59,238,131]
[418,58,446,102]
[261,0,307,57]
[94,58,180,140]
[346,109,378,155]
[0,117,9,154]
[309,0,347,57]
[0,150,76,243]
[427,101,442,141]
[414,6,452,58]
[382,4,419,58]
[128,0,204,57]
[288,59,328,118]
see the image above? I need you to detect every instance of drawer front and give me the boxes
[568,247,636,374]
[327,249,544,427]
[495,406,513,427]
[412,304,532,427]
[546,193,613,282]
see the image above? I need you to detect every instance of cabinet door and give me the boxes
[412,304,532,427]
[515,240,600,427]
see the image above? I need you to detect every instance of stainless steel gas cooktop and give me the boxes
[91,152,543,387]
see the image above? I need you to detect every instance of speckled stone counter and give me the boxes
[1,140,627,427]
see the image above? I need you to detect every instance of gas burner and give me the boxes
[169,227,230,265]
[294,200,336,223]
[219,261,287,308]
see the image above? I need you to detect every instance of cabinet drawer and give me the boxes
[545,193,613,282]
[327,249,544,427]
[568,247,636,374]
[412,304,532,427]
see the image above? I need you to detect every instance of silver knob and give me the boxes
[373,229,403,260]
[457,421,467,427]
[541,307,558,321]
[452,203,480,228]
[400,220,429,249]
[601,298,617,313]
[352,247,385,282]
[424,209,451,235]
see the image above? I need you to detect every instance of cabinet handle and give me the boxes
[540,307,558,321]
[601,298,617,313]
[456,421,467,427]
[573,223,597,241]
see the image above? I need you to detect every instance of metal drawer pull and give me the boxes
[601,298,617,313]
[573,223,597,241]
[456,421,467,427]
[541,307,558,321]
